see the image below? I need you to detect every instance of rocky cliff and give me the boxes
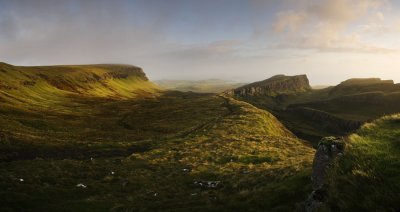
[231,74,311,97]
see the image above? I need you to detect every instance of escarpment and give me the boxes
[0,63,159,99]
[231,74,311,97]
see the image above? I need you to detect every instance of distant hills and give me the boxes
[0,62,159,101]
[155,79,245,93]
[231,74,311,97]
[230,74,400,144]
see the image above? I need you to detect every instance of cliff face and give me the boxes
[232,74,311,97]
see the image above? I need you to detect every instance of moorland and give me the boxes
[0,62,399,211]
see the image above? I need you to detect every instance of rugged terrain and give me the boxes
[231,74,311,97]
[231,75,400,144]
[0,63,315,211]
[1,62,399,211]
[312,115,400,211]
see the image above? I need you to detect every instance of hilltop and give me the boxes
[0,62,159,101]
[328,78,400,97]
[231,74,311,97]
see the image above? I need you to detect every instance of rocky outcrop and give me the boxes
[231,74,311,97]
[305,137,345,212]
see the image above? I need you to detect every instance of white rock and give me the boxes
[76,183,87,188]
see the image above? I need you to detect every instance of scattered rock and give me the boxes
[194,180,221,189]
[182,168,191,173]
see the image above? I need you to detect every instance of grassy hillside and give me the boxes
[155,79,245,93]
[322,114,400,211]
[0,63,315,211]
[0,63,159,105]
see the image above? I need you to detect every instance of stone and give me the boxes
[305,136,345,212]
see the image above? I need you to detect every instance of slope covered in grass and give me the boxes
[0,93,315,211]
[0,62,159,110]
[0,63,315,211]
[322,114,400,211]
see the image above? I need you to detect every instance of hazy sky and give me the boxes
[1,0,400,85]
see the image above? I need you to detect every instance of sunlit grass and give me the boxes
[324,114,400,211]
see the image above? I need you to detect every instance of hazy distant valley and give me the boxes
[0,62,399,211]
[155,79,246,93]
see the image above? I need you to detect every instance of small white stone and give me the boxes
[76,183,87,188]
[19,178,24,182]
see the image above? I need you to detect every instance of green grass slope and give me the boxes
[0,62,159,107]
[0,63,315,211]
[322,114,400,211]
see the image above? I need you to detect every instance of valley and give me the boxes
[231,74,400,144]
[0,63,315,211]
[0,62,399,211]
[3,1,400,211]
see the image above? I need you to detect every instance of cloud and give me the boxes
[273,10,308,33]
[271,0,394,53]
[164,40,242,61]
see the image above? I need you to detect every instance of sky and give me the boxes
[1,0,400,85]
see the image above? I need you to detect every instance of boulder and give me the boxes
[305,137,345,212]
